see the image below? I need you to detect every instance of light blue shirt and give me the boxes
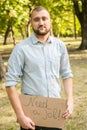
[6,34,73,98]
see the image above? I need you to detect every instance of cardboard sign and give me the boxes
[19,94,67,129]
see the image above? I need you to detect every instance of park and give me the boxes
[0,0,87,130]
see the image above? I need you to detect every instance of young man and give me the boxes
[5,6,73,130]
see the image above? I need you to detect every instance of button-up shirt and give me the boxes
[6,34,73,98]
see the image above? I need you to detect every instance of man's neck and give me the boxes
[35,33,50,43]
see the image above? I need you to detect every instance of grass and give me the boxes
[0,37,87,130]
[65,54,87,130]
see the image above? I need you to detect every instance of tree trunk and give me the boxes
[11,27,16,45]
[3,25,16,45]
[79,0,87,49]
[73,0,87,50]
[73,11,77,39]
[79,24,87,49]
[26,19,31,37]
[26,5,32,37]
[0,55,6,80]
[3,26,10,45]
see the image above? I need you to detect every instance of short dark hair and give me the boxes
[30,6,49,18]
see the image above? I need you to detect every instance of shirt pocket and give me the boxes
[48,56,60,76]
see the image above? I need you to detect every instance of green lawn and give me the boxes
[0,37,87,130]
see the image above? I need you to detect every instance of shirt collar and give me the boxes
[31,33,53,45]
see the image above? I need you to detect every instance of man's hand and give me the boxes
[62,98,73,119]
[17,115,35,130]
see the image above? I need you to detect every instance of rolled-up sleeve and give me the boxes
[6,45,24,87]
[60,43,73,79]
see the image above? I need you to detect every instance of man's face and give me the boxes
[31,10,51,35]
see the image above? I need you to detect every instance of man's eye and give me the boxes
[42,17,48,21]
[34,18,39,22]
[33,17,48,22]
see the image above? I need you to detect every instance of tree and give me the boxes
[0,55,6,81]
[0,0,81,44]
[0,0,16,45]
[0,0,32,44]
[72,0,87,49]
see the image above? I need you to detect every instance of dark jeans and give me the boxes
[21,126,62,130]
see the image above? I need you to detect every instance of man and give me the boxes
[5,6,73,130]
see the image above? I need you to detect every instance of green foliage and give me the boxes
[0,0,81,38]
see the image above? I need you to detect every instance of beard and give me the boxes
[32,26,50,36]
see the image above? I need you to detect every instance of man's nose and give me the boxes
[39,19,44,25]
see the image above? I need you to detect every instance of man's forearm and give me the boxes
[62,77,73,118]
[6,87,25,118]
[6,87,35,129]
[63,77,73,99]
